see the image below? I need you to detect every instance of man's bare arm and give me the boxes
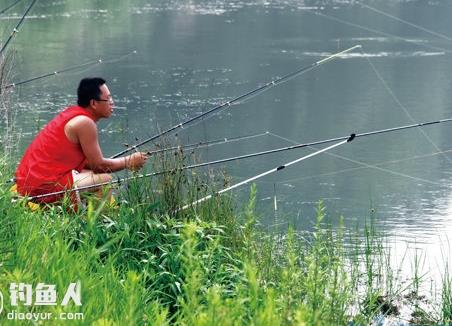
[67,116,147,172]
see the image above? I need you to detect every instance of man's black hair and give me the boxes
[77,77,106,108]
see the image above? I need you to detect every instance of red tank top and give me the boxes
[16,106,96,195]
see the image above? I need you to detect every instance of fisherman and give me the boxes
[15,77,147,205]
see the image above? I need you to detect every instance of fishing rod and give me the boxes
[267,131,443,186]
[23,116,452,201]
[142,131,270,155]
[2,50,137,89]
[3,130,266,186]
[27,135,355,202]
[0,0,24,15]
[149,116,452,169]
[110,44,361,159]
[178,136,355,211]
[0,0,38,56]
[281,146,452,185]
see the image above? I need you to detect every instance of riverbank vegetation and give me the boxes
[0,152,451,325]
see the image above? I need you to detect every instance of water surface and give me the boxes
[5,0,452,255]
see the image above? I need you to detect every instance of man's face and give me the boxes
[94,84,114,118]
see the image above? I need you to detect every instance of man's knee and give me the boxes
[99,173,112,184]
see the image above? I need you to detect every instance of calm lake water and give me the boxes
[5,0,452,259]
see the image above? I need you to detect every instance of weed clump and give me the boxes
[0,149,450,324]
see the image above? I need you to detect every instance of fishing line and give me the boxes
[24,117,452,201]
[361,48,452,166]
[267,131,442,186]
[308,10,452,54]
[201,74,219,161]
[177,136,355,212]
[0,0,38,56]
[111,45,361,158]
[143,131,270,155]
[361,3,452,44]
[21,133,276,200]
[2,50,137,89]
[0,0,24,15]
[273,147,452,184]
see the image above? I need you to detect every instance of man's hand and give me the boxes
[126,152,148,171]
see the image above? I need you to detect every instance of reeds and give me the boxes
[0,51,19,158]
[1,148,451,324]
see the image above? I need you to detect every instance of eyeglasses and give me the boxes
[95,95,113,103]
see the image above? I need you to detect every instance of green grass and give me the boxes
[0,154,451,325]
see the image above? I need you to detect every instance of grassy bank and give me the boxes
[0,154,451,325]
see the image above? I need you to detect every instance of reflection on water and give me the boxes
[5,0,452,249]
[304,50,446,58]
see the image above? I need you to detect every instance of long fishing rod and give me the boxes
[0,0,24,15]
[2,50,137,89]
[150,116,452,168]
[267,131,443,186]
[4,130,266,186]
[178,136,355,211]
[283,146,451,185]
[0,0,38,56]
[27,135,355,202]
[111,44,361,159]
[143,131,270,155]
[23,116,452,201]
